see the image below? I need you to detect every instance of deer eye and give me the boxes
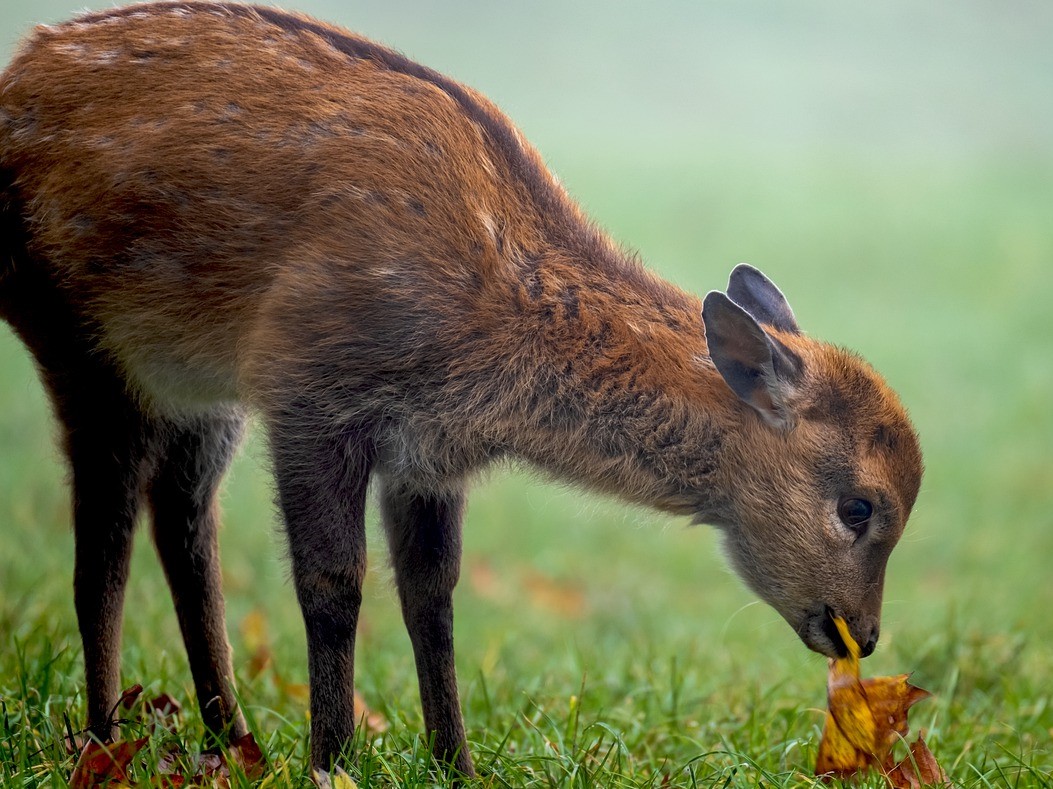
[838,497,873,534]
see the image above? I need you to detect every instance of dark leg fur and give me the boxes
[146,412,248,743]
[18,333,152,739]
[62,381,152,741]
[1,240,153,741]
[1,206,245,743]
[269,412,373,769]
[380,479,474,778]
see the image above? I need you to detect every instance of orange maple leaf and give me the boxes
[69,737,148,788]
[815,616,949,787]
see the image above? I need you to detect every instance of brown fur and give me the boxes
[0,2,922,777]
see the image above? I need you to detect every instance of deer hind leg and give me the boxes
[2,268,147,740]
[380,478,474,778]
[0,201,150,741]
[268,408,373,769]
[39,358,154,743]
[145,409,248,744]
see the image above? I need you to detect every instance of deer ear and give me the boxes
[702,291,802,430]
[726,264,799,335]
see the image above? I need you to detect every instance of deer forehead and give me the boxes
[793,344,923,512]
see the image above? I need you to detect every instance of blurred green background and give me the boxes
[1,0,1051,783]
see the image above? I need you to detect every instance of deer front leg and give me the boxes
[380,478,474,778]
[270,417,372,770]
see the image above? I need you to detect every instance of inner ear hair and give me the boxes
[702,291,796,431]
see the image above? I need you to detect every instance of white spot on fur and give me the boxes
[52,42,123,65]
[91,50,121,65]
[340,185,370,201]
[477,150,496,178]
[477,211,497,246]
[59,16,123,32]
[53,41,88,58]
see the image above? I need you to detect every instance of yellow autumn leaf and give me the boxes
[311,766,358,789]
[815,616,946,787]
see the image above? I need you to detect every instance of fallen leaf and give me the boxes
[143,693,182,718]
[354,690,389,735]
[815,616,946,786]
[141,692,183,733]
[312,766,359,789]
[863,675,931,756]
[118,684,145,711]
[195,732,266,783]
[197,750,226,777]
[279,680,311,702]
[886,733,951,788]
[146,777,188,788]
[242,608,317,708]
[468,560,509,602]
[154,743,186,776]
[241,609,273,679]
[230,731,266,780]
[524,569,587,619]
[815,710,869,777]
[69,737,148,788]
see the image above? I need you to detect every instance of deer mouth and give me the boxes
[821,606,850,658]
[797,605,850,658]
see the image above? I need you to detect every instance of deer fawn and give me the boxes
[0,1,922,778]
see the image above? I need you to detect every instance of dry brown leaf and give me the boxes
[229,731,266,780]
[468,559,508,602]
[69,737,148,788]
[154,743,186,777]
[145,776,189,788]
[354,689,390,734]
[312,766,359,789]
[524,569,587,618]
[179,732,266,787]
[143,693,182,718]
[142,692,183,733]
[118,684,145,711]
[279,679,311,701]
[815,616,946,786]
[240,609,273,679]
[886,734,951,788]
[242,608,317,707]
[196,750,226,777]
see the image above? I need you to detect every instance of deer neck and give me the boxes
[496,245,738,523]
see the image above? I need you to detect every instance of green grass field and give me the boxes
[1,1,1051,786]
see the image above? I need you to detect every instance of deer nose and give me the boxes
[860,627,879,658]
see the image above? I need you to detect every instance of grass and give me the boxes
[1,1,1052,786]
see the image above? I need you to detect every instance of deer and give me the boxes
[0,1,923,779]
